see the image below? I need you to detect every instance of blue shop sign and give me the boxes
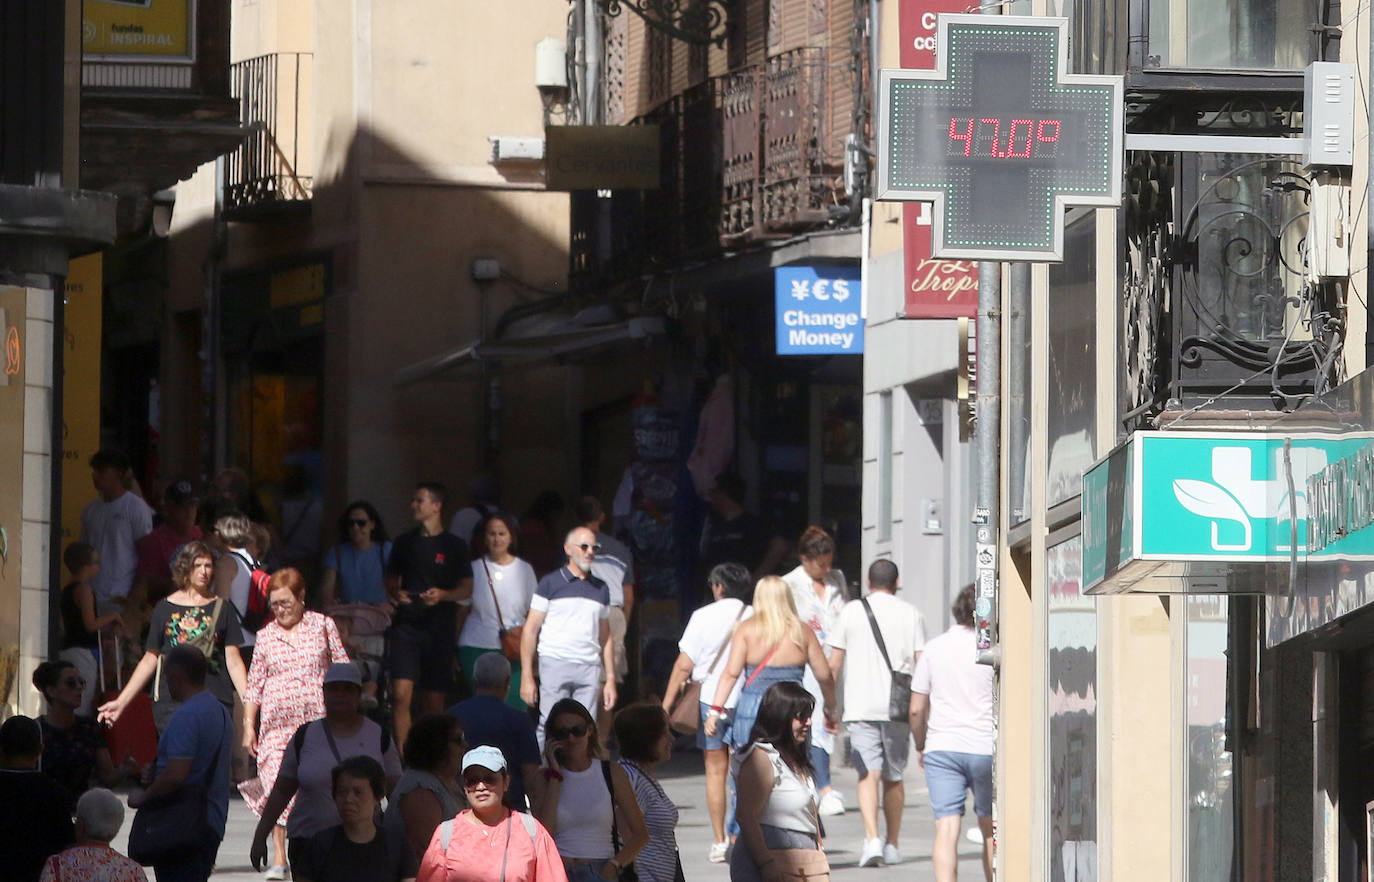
[775,266,864,355]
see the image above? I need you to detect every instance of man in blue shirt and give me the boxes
[449,653,542,810]
[129,644,232,882]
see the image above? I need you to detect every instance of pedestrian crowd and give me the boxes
[0,451,995,882]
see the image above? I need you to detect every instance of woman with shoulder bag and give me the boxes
[660,562,754,862]
[731,681,829,882]
[458,514,537,709]
[531,699,647,882]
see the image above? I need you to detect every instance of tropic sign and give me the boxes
[1082,431,1374,594]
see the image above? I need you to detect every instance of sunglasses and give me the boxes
[574,544,602,553]
[463,772,501,790]
[349,519,370,528]
[549,724,588,740]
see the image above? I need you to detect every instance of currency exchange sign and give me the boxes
[877,16,1123,262]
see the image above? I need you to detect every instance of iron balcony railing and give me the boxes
[225,52,313,217]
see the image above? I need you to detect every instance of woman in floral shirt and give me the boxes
[39,788,146,882]
[240,567,350,878]
[97,540,248,734]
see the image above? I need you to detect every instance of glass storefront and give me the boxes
[1047,215,1097,508]
[1048,535,1098,881]
[1186,596,1235,881]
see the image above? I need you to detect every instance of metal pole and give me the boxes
[974,261,1003,665]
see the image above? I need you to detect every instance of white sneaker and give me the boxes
[818,790,846,816]
[859,838,884,867]
[708,841,729,863]
[264,867,288,881]
[883,843,901,865]
[966,827,984,844]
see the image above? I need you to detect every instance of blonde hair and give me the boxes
[749,576,806,651]
[214,512,254,549]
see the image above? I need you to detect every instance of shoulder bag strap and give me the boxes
[742,642,781,690]
[601,760,624,854]
[518,811,538,842]
[320,720,344,764]
[439,818,456,851]
[703,604,747,678]
[860,597,896,675]
[482,557,507,629]
[499,812,513,882]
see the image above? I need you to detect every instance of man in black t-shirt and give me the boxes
[385,481,472,751]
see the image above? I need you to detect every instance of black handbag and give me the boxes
[861,597,913,722]
[128,703,229,865]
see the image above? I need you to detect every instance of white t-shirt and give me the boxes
[80,491,154,604]
[530,567,610,665]
[678,598,753,709]
[828,592,926,722]
[461,555,537,649]
[911,625,994,755]
[783,566,847,752]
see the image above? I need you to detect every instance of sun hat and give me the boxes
[462,745,508,773]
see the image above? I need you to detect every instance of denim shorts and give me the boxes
[697,702,732,750]
[923,750,993,819]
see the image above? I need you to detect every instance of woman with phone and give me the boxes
[531,699,647,882]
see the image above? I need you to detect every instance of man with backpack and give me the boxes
[826,559,926,868]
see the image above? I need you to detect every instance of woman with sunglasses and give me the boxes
[731,681,829,882]
[532,699,647,882]
[294,755,417,882]
[31,660,135,801]
[384,715,468,862]
[321,501,393,609]
[417,746,567,882]
[240,569,351,880]
[459,513,536,708]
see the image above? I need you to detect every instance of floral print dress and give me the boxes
[237,610,349,822]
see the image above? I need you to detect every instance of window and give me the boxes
[1144,0,1309,70]
[1048,535,1097,881]
[1047,213,1096,508]
[1186,596,1235,881]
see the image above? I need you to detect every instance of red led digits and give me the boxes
[946,117,1064,159]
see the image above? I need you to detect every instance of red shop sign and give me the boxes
[899,0,978,319]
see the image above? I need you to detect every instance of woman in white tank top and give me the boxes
[530,698,647,882]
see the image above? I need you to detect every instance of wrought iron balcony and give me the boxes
[224,52,313,219]
[570,47,848,290]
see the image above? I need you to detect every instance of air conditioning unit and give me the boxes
[488,136,545,163]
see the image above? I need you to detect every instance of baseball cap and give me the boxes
[323,662,362,687]
[461,745,507,773]
[165,479,198,506]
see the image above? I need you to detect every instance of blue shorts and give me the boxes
[697,702,732,750]
[924,750,993,819]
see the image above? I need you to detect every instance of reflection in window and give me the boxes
[1146,0,1307,69]
[1187,596,1234,880]
[1048,536,1097,881]
[1047,215,1096,507]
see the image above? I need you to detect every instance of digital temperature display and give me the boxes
[876,16,1123,262]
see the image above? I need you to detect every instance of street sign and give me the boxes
[877,15,1123,261]
[774,266,863,355]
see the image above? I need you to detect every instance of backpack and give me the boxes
[231,548,273,632]
[291,718,392,766]
[438,810,538,850]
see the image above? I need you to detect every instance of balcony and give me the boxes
[571,47,846,290]
[223,52,314,220]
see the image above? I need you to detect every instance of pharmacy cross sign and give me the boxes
[876,15,1123,262]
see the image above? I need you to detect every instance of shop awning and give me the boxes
[392,313,665,387]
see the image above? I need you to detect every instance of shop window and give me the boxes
[1047,213,1096,509]
[1048,535,1097,881]
[1185,595,1235,880]
[1143,0,1309,70]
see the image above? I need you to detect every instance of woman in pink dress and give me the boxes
[240,568,349,880]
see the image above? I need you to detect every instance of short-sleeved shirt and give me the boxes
[39,716,108,802]
[449,694,540,808]
[298,823,417,882]
[417,810,566,882]
[145,597,245,707]
[460,557,537,650]
[911,624,994,755]
[80,491,154,604]
[619,760,679,882]
[678,598,753,709]
[387,528,470,625]
[156,690,233,839]
[324,541,394,606]
[590,532,633,607]
[135,524,203,582]
[828,592,926,722]
[278,718,404,839]
[530,567,610,666]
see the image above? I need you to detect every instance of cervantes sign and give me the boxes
[899,0,977,318]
